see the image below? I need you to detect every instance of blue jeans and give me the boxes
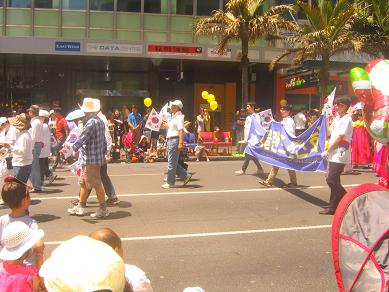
[167,138,188,185]
[13,165,32,183]
[101,163,116,198]
[30,143,43,190]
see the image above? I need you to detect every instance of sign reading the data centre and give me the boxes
[55,41,81,52]
[86,43,143,55]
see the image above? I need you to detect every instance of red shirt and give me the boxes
[55,114,68,140]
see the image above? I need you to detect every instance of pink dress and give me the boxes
[372,142,388,188]
[351,120,372,165]
[0,262,38,292]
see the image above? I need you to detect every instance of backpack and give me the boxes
[332,183,389,292]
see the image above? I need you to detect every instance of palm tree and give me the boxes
[193,0,299,106]
[270,0,363,101]
[353,0,389,59]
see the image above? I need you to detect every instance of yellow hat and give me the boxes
[40,235,125,292]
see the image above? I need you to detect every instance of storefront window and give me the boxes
[62,0,86,9]
[8,0,32,7]
[90,0,113,11]
[0,0,3,7]
[117,0,141,12]
[144,0,161,13]
[197,0,219,16]
[175,0,193,15]
[35,0,52,8]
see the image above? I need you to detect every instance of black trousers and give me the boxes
[39,157,52,181]
[326,162,347,212]
[53,137,66,167]
[242,154,263,172]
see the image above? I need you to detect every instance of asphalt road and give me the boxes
[0,161,378,292]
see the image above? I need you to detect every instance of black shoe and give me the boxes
[106,197,120,206]
[318,208,334,215]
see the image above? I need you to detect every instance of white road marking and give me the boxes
[33,184,359,200]
[45,224,332,245]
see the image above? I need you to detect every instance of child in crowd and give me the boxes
[0,176,45,269]
[0,221,44,292]
[157,135,167,159]
[195,138,210,162]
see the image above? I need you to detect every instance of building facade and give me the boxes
[0,0,373,129]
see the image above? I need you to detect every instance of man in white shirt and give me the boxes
[294,107,307,136]
[235,102,264,175]
[161,100,192,188]
[259,105,298,187]
[39,110,57,185]
[27,105,44,192]
[320,96,353,215]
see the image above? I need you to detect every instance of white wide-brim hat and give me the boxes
[0,117,7,126]
[40,235,125,292]
[0,221,44,261]
[80,97,101,113]
[39,110,50,118]
[65,109,85,121]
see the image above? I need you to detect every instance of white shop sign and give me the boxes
[207,48,232,59]
[87,43,143,55]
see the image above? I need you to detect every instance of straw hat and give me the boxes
[65,109,85,121]
[80,97,101,113]
[39,110,50,118]
[0,221,44,261]
[40,235,125,292]
[8,113,30,131]
[27,105,39,115]
[184,121,191,127]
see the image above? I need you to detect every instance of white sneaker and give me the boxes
[235,170,245,175]
[68,205,85,216]
[161,183,172,189]
[90,208,110,219]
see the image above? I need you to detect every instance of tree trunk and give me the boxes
[241,36,249,107]
[383,50,389,60]
[318,55,330,106]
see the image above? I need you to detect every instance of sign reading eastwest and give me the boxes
[148,45,203,56]
[55,41,81,52]
[87,43,143,55]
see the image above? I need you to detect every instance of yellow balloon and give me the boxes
[280,99,287,106]
[144,97,152,107]
[201,91,209,99]
[210,101,218,111]
[207,94,215,103]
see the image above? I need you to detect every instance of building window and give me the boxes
[117,0,141,12]
[0,0,3,7]
[90,0,114,11]
[35,0,52,8]
[8,0,32,7]
[144,0,160,13]
[62,0,86,10]
[197,0,219,16]
[175,0,193,15]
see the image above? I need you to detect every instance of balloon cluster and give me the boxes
[201,91,219,111]
[143,97,152,108]
[350,59,389,144]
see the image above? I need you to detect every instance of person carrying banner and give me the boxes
[235,103,264,175]
[320,96,353,215]
[259,105,298,188]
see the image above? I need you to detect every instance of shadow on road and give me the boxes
[32,213,61,223]
[47,182,70,187]
[30,199,42,205]
[118,201,132,208]
[40,189,63,194]
[81,211,131,224]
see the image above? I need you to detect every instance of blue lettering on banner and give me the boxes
[245,115,328,172]
[55,41,81,52]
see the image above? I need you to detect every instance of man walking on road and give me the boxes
[27,105,44,192]
[67,98,110,218]
[52,108,69,169]
[235,102,264,176]
[161,100,192,189]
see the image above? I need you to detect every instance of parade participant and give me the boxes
[27,105,44,193]
[235,109,246,154]
[161,100,192,188]
[52,107,69,170]
[4,114,32,183]
[0,221,44,292]
[39,110,57,185]
[195,138,210,162]
[351,108,372,168]
[294,106,307,136]
[259,105,298,188]
[0,118,12,170]
[0,176,45,269]
[128,104,142,146]
[196,108,206,134]
[89,228,153,292]
[67,98,110,218]
[320,96,353,215]
[235,103,264,175]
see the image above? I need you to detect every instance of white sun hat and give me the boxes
[170,99,183,109]
[0,117,7,126]
[39,110,50,118]
[40,235,125,292]
[0,221,44,261]
[65,109,85,121]
[80,97,101,113]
